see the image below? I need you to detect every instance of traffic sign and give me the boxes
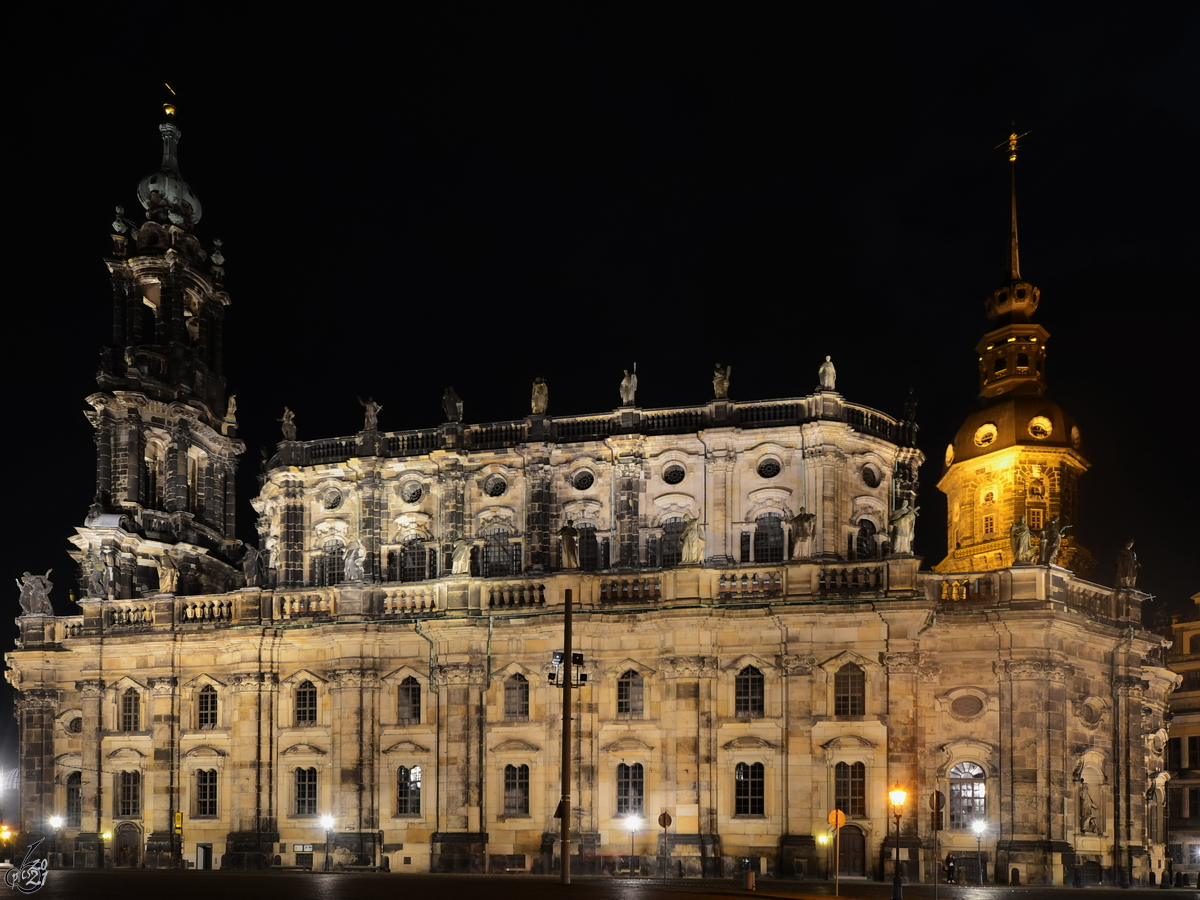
[930,790,945,811]
[658,812,672,829]
[827,809,846,828]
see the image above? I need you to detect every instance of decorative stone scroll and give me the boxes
[16,688,60,710]
[228,671,278,691]
[328,668,379,688]
[780,655,817,676]
[148,676,178,695]
[75,679,105,697]
[997,659,1074,682]
[883,652,920,673]
[433,664,486,687]
[659,656,718,679]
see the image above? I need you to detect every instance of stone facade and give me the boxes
[2,114,1176,886]
[1165,593,1200,887]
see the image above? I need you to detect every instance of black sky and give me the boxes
[3,8,1197,769]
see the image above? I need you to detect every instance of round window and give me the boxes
[756,459,781,479]
[484,475,508,498]
[321,487,343,510]
[401,482,423,504]
[68,717,83,734]
[572,470,594,490]
[973,423,998,447]
[862,465,880,488]
[662,464,686,485]
[950,695,984,718]
[1028,416,1053,439]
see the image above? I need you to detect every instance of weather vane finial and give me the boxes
[164,82,177,117]
[995,124,1030,162]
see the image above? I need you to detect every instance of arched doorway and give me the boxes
[114,822,141,867]
[839,824,865,876]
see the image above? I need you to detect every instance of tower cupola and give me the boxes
[135,103,202,230]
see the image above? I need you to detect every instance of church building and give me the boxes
[4,112,1175,886]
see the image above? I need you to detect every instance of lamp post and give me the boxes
[889,787,907,900]
[320,815,335,872]
[48,817,63,869]
[972,820,985,885]
[625,814,641,875]
[817,832,829,880]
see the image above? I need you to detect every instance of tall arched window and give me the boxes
[505,674,529,720]
[736,666,764,717]
[120,688,140,732]
[144,442,164,508]
[617,763,644,815]
[617,670,644,718]
[66,772,82,827]
[392,540,427,583]
[398,676,421,725]
[835,761,865,816]
[834,663,865,716]
[855,519,876,560]
[577,523,599,571]
[735,762,765,815]
[313,540,343,587]
[504,764,529,815]
[481,526,515,577]
[754,513,785,563]
[397,765,421,815]
[295,680,318,726]
[197,685,218,729]
[661,518,684,567]
[949,762,986,829]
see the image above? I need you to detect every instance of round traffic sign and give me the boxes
[827,809,846,828]
[658,812,672,829]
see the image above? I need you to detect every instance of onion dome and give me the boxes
[136,107,202,230]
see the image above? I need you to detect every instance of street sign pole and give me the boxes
[828,809,846,896]
[658,812,672,878]
[930,789,945,900]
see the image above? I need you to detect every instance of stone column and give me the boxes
[359,473,382,583]
[779,655,817,877]
[614,458,642,568]
[523,458,552,572]
[74,680,105,865]
[807,448,845,559]
[707,455,734,563]
[146,676,180,867]
[94,415,113,504]
[225,670,278,865]
[328,668,381,864]
[16,688,59,837]
[659,655,719,876]
[438,468,465,575]
[431,663,486,871]
[884,651,920,880]
[167,426,188,514]
[279,482,305,587]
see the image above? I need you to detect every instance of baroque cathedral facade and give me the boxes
[4,114,1177,886]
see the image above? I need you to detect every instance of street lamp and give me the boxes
[48,817,63,869]
[320,815,335,872]
[625,814,642,875]
[817,832,829,880]
[972,819,985,885]
[889,787,907,900]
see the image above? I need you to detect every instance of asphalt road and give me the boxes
[12,870,1200,900]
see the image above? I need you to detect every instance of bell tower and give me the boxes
[70,96,244,600]
[934,133,1091,575]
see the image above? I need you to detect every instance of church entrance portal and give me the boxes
[114,823,141,867]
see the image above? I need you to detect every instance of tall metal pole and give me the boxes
[559,589,573,885]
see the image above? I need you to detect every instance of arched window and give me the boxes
[949,762,986,829]
[120,688,140,732]
[392,540,427,583]
[481,526,515,577]
[617,670,643,718]
[834,663,865,716]
[617,763,644,815]
[117,770,140,818]
[735,762,765,815]
[835,761,865,817]
[197,685,218,729]
[856,519,876,560]
[661,517,684,567]
[398,676,421,725]
[196,769,218,817]
[66,772,82,827]
[295,680,318,726]
[313,540,343,587]
[145,443,164,508]
[397,765,421,815]
[578,523,599,571]
[736,666,764,718]
[295,767,317,815]
[754,513,785,564]
[504,764,529,815]
[504,674,529,720]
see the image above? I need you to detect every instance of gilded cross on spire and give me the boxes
[163,82,177,118]
[995,126,1030,280]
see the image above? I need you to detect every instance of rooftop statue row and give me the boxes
[276,357,849,440]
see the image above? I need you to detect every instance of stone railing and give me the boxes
[180,597,233,622]
[718,569,784,599]
[820,565,885,595]
[599,577,662,603]
[107,601,153,629]
[487,582,546,610]
[275,589,336,619]
[267,394,910,468]
[936,575,997,602]
[382,585,440,616]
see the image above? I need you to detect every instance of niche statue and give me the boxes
[16,570,54,616]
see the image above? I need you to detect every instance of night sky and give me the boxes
[3,9,1196,773]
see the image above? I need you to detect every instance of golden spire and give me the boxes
[995,128,1030,281]
[163,82,177,118]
